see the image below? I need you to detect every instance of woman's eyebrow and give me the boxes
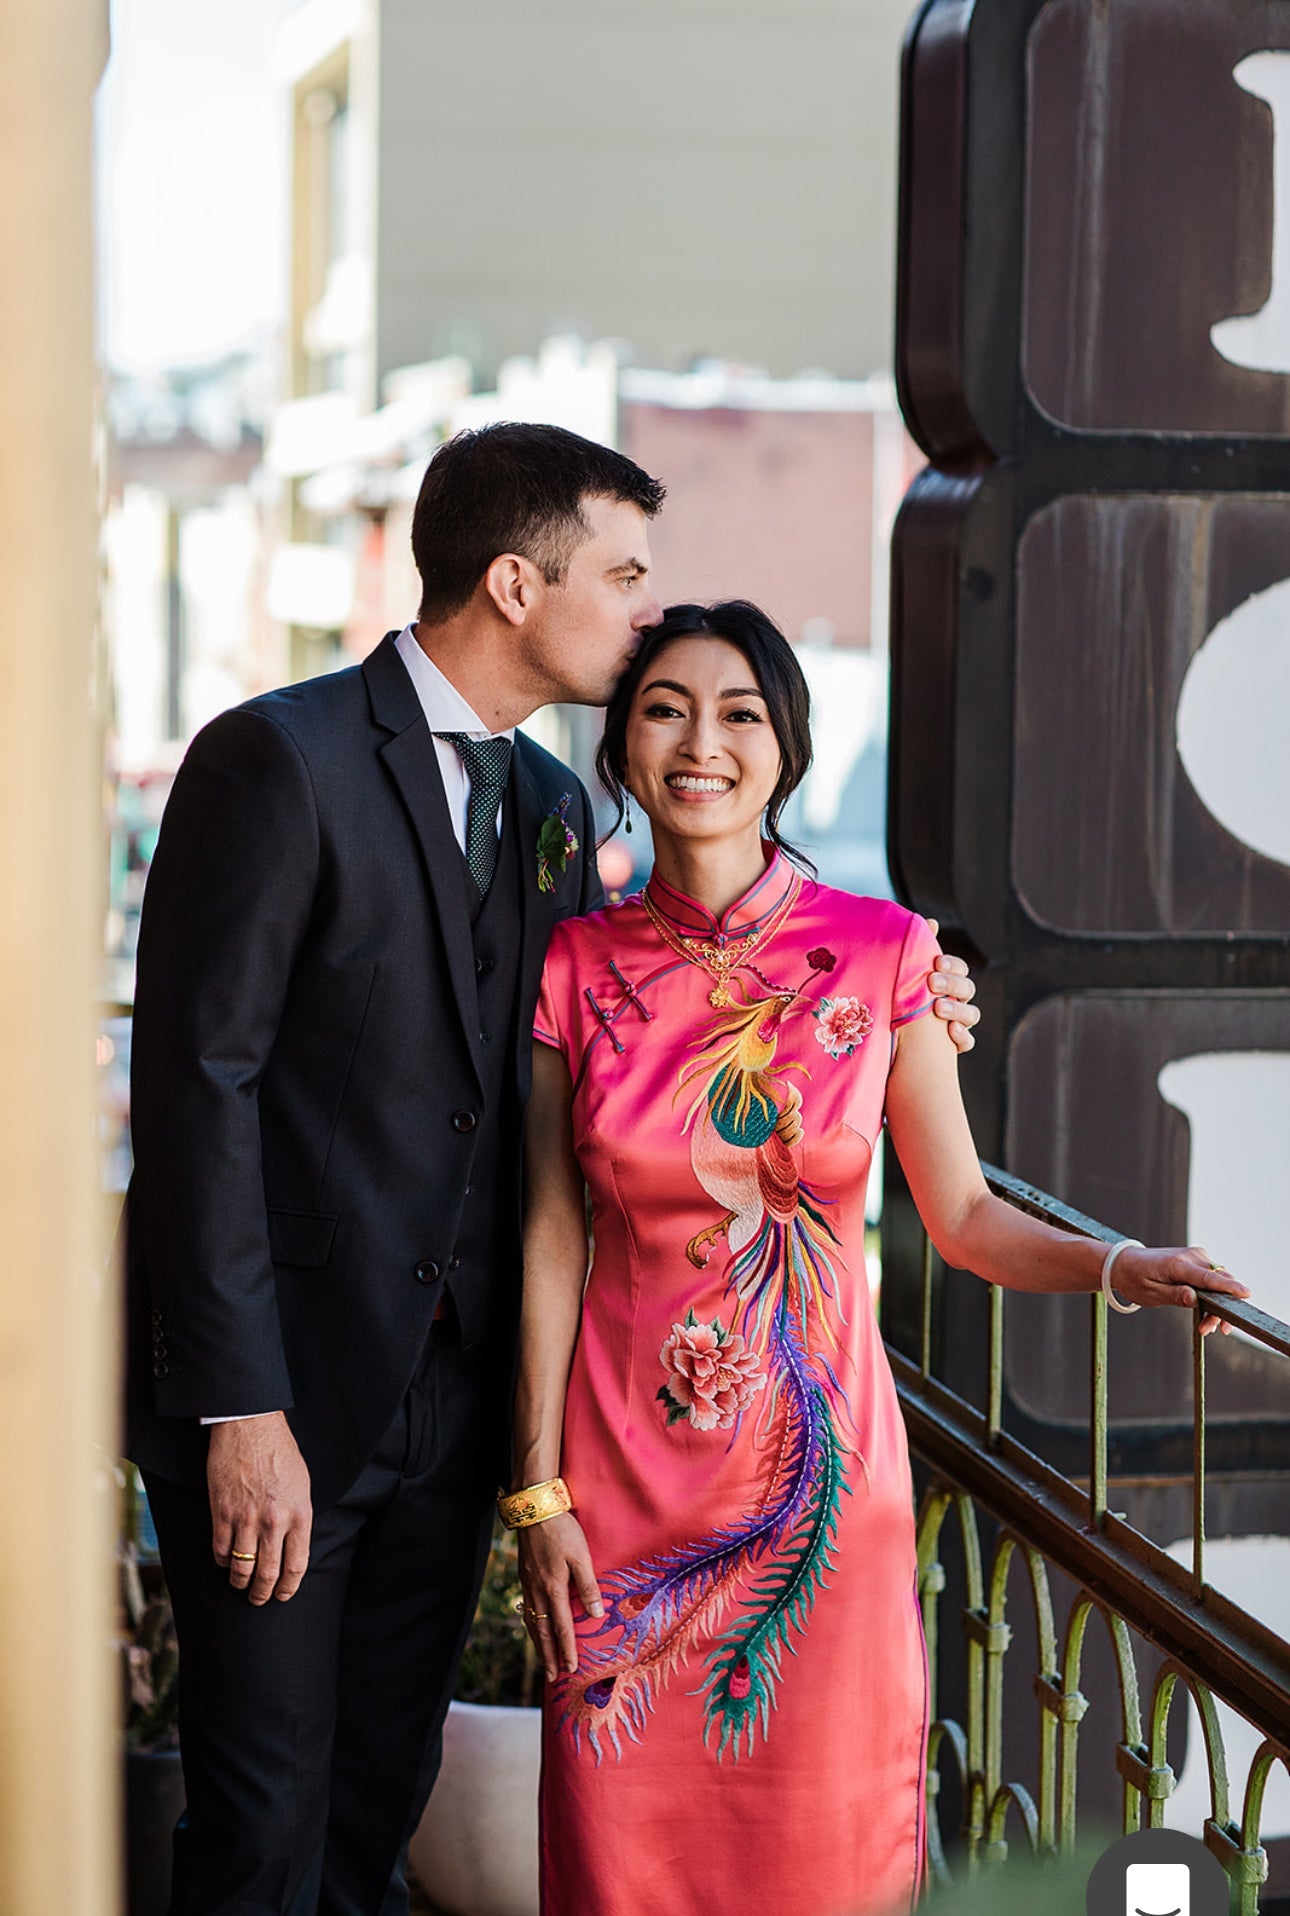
[639,679,766,700]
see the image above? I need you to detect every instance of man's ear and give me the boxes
[483,553,538,627]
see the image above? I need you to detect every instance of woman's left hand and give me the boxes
[1110,1244,1251,1335]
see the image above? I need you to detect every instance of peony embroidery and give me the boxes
[657,1308,766,1431]
[813,995,873,1059]
[536,794,579,893]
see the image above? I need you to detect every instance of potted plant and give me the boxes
[116,1462,185,1916]
[408,1523,542,1916]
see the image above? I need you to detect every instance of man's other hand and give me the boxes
[925,917,980,1056]
[207,1411,313,1605]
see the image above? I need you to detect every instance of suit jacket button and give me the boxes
[415,1260,440,1284]
[449,1256,461,1271]
[151,1310,163,1326]
[452,1110,477,1133]
[153,1362,169,1379]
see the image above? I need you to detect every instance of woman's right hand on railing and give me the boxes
[517,1512,604,1679]
[1111,1243,1250,1335]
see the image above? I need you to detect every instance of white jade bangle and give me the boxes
[1101,1238,1144,1314]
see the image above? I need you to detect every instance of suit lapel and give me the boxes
[364,636,481,1086]
[512,738,554,1014]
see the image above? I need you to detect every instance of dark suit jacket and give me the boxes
[124,633,602,1511]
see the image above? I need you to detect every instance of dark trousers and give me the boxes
[143,1322,500,1916]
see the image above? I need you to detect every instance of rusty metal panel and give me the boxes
[889,0,1290,1472]
[1024,0,1290,436]
[1005,991,1290,1433]
[1014,494,1290,937]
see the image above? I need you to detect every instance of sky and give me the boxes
[96,0,297,371]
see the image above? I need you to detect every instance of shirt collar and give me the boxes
[393,625,516,741]
[644,845,797,940]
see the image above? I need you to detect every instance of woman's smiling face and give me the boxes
[623,636,783,849]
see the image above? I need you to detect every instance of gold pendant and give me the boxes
[709,984,731,1008]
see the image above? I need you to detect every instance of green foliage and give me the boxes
[454,1522,540,1709]
[914,1844,1107,1916]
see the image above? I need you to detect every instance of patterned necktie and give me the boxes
[435,732,514,897]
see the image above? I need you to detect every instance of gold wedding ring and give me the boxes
[230,1550,258,1561]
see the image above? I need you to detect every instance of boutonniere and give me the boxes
[536,794,579,893]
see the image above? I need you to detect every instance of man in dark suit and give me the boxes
[125,421,978,1915]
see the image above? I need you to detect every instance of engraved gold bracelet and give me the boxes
[497,1476,573,1529]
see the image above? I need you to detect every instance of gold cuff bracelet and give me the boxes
[497,1476,573,1529]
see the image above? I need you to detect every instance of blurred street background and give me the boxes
[97,0,924,1033]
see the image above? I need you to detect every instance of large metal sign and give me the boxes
[889,0,1290,1476]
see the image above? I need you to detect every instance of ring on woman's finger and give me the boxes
[511,1595,552,1622]
[1209,1261,1226,1272]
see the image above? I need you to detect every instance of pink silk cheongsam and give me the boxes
[532,850,938,1916]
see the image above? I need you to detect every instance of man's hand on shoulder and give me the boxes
[924,917,979,1056]
[207,1411,313,1606]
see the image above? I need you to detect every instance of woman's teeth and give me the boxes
[666,775,732,793]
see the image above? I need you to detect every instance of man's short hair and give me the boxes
[411,421,666,624]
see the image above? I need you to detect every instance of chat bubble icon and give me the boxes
[1126,1861,1190,1916]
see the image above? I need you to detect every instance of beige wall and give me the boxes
[0,1,115,1911]
[623,403,878,642]
[374,0,915,385]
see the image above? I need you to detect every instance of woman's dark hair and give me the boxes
[595,600,814,869]
[412,421,666,623]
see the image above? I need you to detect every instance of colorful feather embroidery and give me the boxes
[558,975,864,1764]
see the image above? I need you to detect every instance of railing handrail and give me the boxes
[890,1162,1290,1749]
[980,1163,1290,1360]
[891,1352,1290,1744]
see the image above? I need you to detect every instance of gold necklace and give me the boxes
[641,873,800,1007]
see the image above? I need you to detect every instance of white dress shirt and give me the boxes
[201,627,514,1425]
[393,624,515,851]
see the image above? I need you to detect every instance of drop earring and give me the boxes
[624,793,633,835]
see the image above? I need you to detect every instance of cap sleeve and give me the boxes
[533,921,577,1059]
[892,912,941,1029]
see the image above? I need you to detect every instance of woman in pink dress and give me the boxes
[508,602,1247,1916]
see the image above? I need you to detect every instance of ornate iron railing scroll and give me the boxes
[887,1164,1290,1910]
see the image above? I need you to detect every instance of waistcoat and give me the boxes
[439,773,525,1349]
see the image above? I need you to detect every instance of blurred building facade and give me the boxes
[269,0,918,683]
[104,356,277,768]
[278,0,914,400]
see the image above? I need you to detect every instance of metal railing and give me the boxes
[885,1165,1290,1910]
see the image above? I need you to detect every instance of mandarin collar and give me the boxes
[643,846,797,940]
